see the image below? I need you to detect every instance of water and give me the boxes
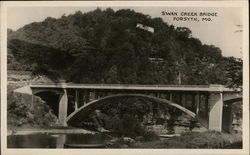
[7,133,242,149]
[8,133,110,148]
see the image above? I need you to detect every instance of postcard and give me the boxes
[1,1,249,155]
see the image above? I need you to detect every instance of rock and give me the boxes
[122,137,135,143]
[97,127,109,132]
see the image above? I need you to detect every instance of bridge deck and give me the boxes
[30,83,237,92]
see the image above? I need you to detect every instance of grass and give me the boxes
[129,131,242,149]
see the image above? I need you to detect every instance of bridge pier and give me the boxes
[58,88,68,127]
[208,92,223,131]
[181,94,186,107]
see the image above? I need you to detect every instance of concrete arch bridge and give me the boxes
[14,83,242,132]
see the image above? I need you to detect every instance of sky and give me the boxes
[7,7,243,58]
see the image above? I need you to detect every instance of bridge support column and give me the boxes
[74,90,79,111]
[195,92,200,114]
[78,90,83,106]
[169,93,173,101]
[85,91,90,103]
[58,89,68,127]
[181,94,186,107]
[208,92,223,131]
[205,94,209,121]
[94,92,99,99]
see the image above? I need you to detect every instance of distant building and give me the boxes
[148,57,164,63]
[136,23,154,33]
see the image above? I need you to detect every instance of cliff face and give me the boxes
[8,70,54,85]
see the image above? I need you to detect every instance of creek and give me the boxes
[8,133,111,148]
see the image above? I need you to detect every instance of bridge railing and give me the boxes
[29,83,240,92]
[65,83,211,88]
[30,83,210,88]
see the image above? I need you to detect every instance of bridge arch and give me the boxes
[222,97,242,132]
[34,91,61,117]
[32,88,62,95]
[223,97,242,104]
[67,94,196,125]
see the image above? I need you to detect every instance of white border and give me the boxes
[1,1,249,155]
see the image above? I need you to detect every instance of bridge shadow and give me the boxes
[35,92,60,117]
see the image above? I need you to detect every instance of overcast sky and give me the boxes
[7,7,243,58]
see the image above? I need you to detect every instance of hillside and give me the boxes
[7,8,242,87]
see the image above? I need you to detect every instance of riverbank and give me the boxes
[7,126,242,149]
[7,126,95,136]
[129,131,242,149]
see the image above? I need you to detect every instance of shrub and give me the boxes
[143,131,159,141]
[7,86,58,128]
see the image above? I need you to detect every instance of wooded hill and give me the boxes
[7,8,242,88]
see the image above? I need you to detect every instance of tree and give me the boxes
[223,57,243,90]
[7,8,242,87]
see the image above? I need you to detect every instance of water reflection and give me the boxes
[8,134,57,148]
[8,133,110,148]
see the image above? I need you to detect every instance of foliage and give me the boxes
[7,8,242,87]
[130,131,242,148]
[7,85,58,128]
[224,57,242,89]
[78,98,195,140]
[78,99,158,139]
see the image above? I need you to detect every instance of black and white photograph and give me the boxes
[1,1,249,154]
